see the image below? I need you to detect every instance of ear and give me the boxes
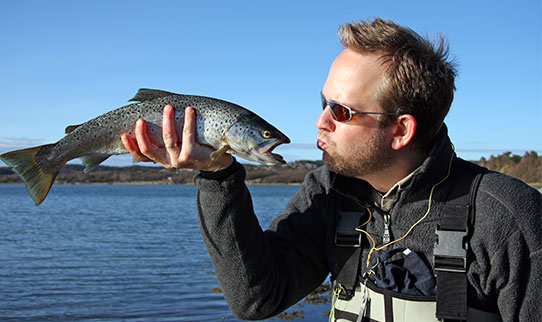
[390,114,417,150]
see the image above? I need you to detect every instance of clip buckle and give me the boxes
[433,229,468,273]
[335,211,364,248]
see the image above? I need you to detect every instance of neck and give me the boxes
[363,149,427,193]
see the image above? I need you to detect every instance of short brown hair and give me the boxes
[338,18,457,151]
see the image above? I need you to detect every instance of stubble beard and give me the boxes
[322,129,394,179]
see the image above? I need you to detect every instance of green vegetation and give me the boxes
[1,152,540,186]
[477,151,541,187]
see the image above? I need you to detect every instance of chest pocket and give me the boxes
[364,248,435,296]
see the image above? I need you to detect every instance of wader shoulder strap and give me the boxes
[434,158,486,321]
[334,198,366,299]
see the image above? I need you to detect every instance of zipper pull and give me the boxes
[383,214,390,244]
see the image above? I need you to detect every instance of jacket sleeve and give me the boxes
[195,161,334,320]
[468,174,542,321]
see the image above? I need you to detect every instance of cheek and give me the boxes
[334,123,364,141]
[336,125,387,151]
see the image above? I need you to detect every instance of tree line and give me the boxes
[0,152,540,186]
[477,151,541,185]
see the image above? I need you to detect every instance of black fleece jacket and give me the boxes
[195,127,542,321]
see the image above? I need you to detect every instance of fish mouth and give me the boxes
[254,137,290,165]
[226,132,290,165]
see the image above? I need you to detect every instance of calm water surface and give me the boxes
[0,184,329,321]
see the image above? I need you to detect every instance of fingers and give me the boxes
[135,118,167,164]
[121,104,232,171]
[163,105,181,166]
[179,106,197,161]
[121,132,153,163]
[125,105,181,169]
[180,106,234,171]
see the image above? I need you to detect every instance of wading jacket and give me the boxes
[194,127,541,321]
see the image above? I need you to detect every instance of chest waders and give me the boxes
[330,159,502,322]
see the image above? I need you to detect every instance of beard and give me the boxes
[321,129,394,179]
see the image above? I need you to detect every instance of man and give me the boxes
[121,18,541,321]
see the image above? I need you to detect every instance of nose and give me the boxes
[316,106,335,132]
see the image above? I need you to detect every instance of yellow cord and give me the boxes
[355,153,454,268]
[329,285,343,322]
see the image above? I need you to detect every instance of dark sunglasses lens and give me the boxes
[330,103,350,122]
[321,93,351,122]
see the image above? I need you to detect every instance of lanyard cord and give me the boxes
[355,153,454,268]
[329,286,342,322]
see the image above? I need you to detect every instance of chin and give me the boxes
[322,151,363,178]
[322,151,330,164]
[322,151,339,172]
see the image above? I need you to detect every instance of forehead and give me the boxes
[323,49,387,109]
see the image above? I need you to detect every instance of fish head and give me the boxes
[224,115,290,165]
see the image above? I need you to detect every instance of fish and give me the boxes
[0,88,290,206]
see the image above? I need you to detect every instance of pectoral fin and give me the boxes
[209,145,231,162]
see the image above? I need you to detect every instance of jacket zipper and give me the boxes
[383,213,391,244]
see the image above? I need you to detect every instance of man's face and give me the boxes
[316,49,395,180]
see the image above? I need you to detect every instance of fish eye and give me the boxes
[262,130,272,139]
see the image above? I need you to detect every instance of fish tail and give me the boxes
[0,145,61,206]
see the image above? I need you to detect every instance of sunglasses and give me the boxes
[321,92,402,123]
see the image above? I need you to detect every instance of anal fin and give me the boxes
[81,154,111,173]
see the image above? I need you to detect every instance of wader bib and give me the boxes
[330,159,501,322]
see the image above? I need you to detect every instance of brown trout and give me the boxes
[0,89,290,205]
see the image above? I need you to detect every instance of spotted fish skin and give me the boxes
[0,89,290,205]
[55,91,263,166]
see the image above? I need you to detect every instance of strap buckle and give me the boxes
[335,232,362,247]
[433,229,468,273]
[335,211,364,247]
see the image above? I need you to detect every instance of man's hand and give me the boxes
[121,105,234,172]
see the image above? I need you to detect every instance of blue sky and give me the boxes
[1,0,540,167]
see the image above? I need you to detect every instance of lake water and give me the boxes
[0,184,330,321]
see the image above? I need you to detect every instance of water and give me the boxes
[0,184,330,321]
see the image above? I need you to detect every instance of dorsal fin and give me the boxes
[128,88,175,102]
[65,124,83,134]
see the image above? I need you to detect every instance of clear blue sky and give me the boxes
[1,0,540,167]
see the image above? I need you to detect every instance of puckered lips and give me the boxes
[317,132,328,151]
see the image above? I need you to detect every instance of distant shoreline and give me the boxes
[0,161,322,186]
[0,181,302,186]
[1,152,541,188]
